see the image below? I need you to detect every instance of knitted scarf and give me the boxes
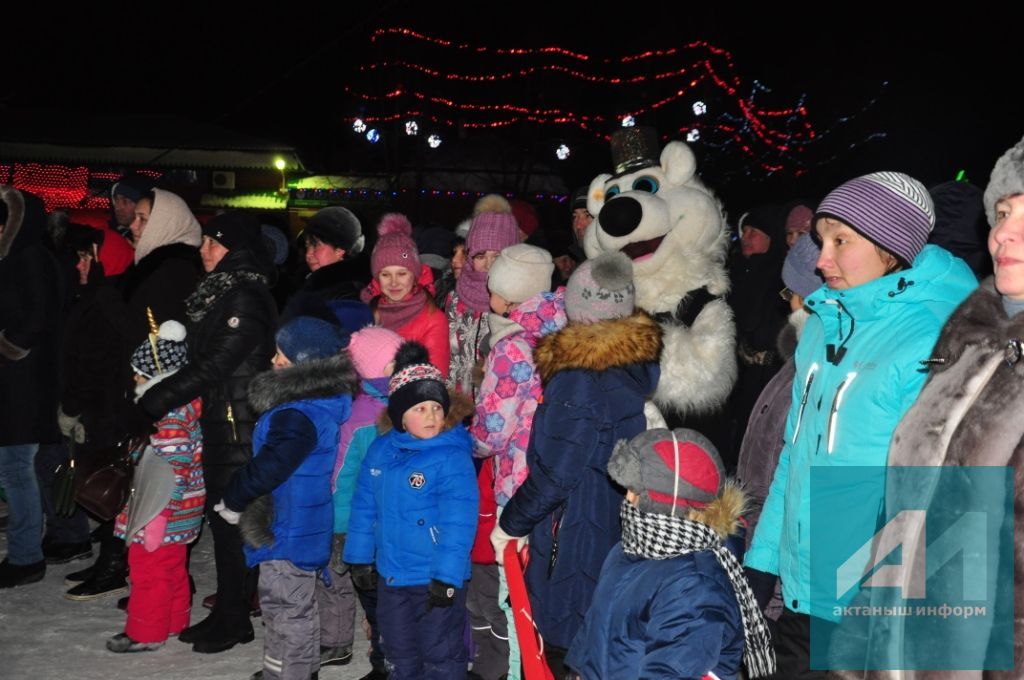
[375,287,430,332]
[456,266,491,314]
[619,501,776,678]
[185,270,267,323]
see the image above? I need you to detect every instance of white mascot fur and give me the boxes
[583,131,736,419]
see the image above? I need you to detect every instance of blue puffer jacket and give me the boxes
[344,395,478,588]
[499,311,663,649]
[746,245,976,618]
[224,355,356,571]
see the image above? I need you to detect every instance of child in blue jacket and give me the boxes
[344,341,478,680]
[566,428,775,680]
[216,316,355,680]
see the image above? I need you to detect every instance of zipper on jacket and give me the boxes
[791,363,819,444]
[226,402,239,442]
[825,372,857,454]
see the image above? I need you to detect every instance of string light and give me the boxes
[366,129,380,143]
[290,186,569,203]
[555,144,570,160]
[348,28,886,179]
[353,118,367,133]
[405,120,419,136]
[427,134,442,148]
[1,163,163,211]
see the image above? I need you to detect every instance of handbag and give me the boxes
[75,436,145,521]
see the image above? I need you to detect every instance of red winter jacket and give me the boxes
[396,303,451,380]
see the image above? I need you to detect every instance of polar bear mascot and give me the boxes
[583,127,736,419]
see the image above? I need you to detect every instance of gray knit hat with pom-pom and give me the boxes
[984,134,1024,227]
[565,250,635,323]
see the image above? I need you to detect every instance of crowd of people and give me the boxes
[1,128,1022,680]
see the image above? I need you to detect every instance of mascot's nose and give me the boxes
[598,196,643,237]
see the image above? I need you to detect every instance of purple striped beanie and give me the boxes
[815,171,935,266]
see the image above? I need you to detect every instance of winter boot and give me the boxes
[320,645,353,667]
[0,558,45,588]
[65,545,128,601]
[106,633,164,653]
[64,563,95,586]
[190,614,254,654]
[42,538,93,565]
[178,610,218,644]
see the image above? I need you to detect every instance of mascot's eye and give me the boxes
[632,176,659,193]
[605,186,621,198]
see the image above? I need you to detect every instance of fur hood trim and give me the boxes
[535,311,662,384]
[376,388,474,434]
[686,481,747,539]
[929,279,1024,377]
[239,494,274,549]
[248,354,358,415]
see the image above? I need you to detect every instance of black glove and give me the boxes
[744,566,777,612]
[350,563,378,591]
[427,579,457,610]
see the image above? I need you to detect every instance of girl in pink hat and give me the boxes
[361,214,450,379]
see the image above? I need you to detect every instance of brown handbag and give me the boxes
[74,436,145,521]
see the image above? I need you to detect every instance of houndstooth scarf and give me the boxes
[620,501,776,677]
[186,270,267,323]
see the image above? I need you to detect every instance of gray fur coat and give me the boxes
[830,279,1024,679]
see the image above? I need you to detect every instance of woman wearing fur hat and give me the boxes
[566,428,775,680]
[743,172,977,678]
[361,213,450,379]
[129,211,278,652]
[293,205,371,303]
[344,342,478,680]
[491,251,663,677]
[215,316,356,680]
[826,137,1024,678]
[445,195,521,394]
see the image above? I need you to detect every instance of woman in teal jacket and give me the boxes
[744,172,977,679]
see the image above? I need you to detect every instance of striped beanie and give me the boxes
[387,341,450,432]
[815,171,935,267]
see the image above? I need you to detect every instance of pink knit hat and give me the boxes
[348,326,404,379]
[466,211,519,257]
[371,213,420,276]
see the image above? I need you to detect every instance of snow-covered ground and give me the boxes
[0,514,373,680]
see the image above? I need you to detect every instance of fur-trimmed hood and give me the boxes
[376,388,474,434]
[248,354,358,415]
[685,482,746,539]
[535,310,663,384]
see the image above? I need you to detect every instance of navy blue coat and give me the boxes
[566,544,745,680]
[500,312,662,649]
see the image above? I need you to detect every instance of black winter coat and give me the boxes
[140,248,277,467]
[60,280,135,448]
[0,187,65,445]
[121,242,202,348]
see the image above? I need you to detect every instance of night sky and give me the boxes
[3,2,1020,212]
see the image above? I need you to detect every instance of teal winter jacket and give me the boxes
[745,245,976,618]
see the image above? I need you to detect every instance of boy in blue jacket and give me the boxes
[216,316,355,680]
[344,341,478,680]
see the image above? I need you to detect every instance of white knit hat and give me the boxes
[487,244,554,304]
